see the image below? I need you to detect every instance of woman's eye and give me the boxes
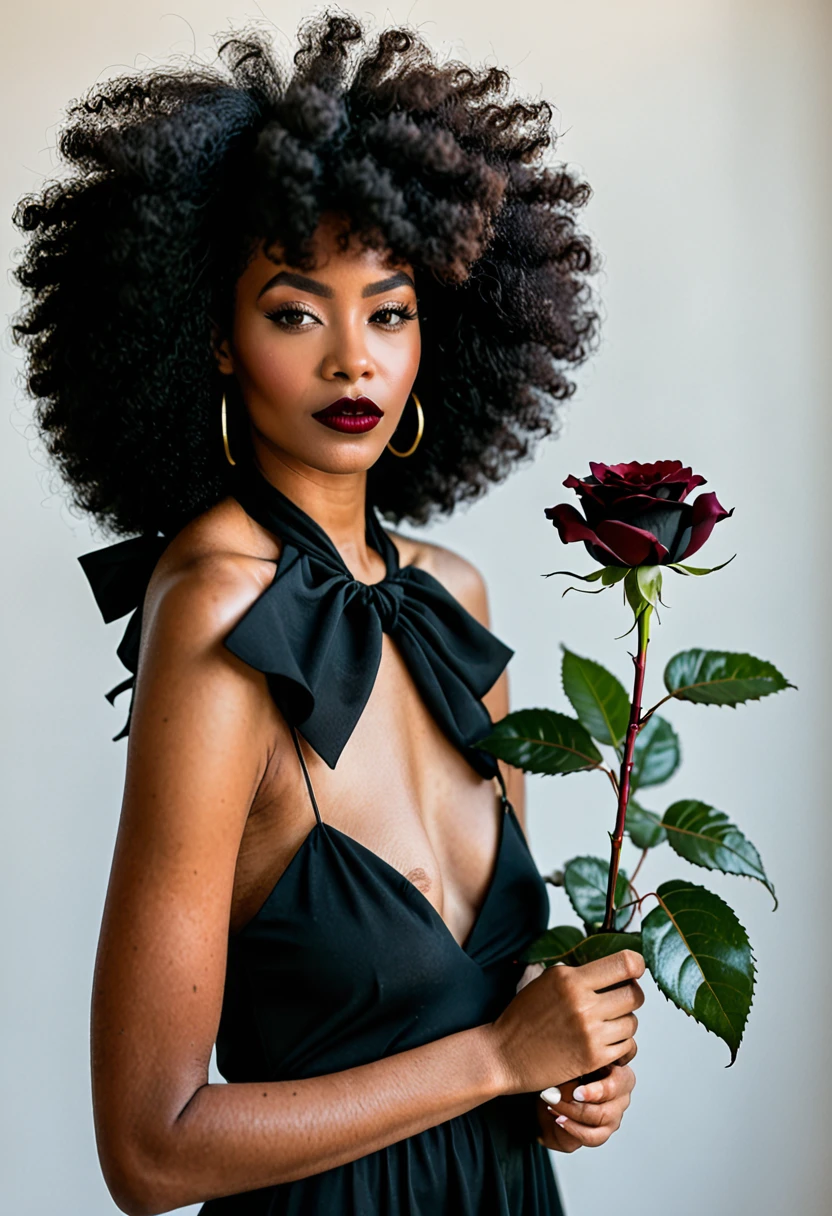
[266,306,320,330]
[372,305,418,329]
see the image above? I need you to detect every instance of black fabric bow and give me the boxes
[78,532,171,738]
[79,468,513,778]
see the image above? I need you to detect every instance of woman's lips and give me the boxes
[312,396,383,434]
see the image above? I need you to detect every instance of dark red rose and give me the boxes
[545,460,732,567]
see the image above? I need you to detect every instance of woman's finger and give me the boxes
[602,1036,636,1067]
[551,1099,611,1128]
[539,1086,562,1107]
[537,1125,582,1153]
[572,1064,635,1105]
[553,1089,632,1127]
[575,948,645,992]
[598,979,645,1020]
[614,1039,638,1067]
[603,1012,638,1044]
[549,1113,612,1149]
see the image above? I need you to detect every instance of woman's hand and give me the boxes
[536,1047,637,1152]
[488,949,645,1096]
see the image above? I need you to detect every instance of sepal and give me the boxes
[668,555,736,576]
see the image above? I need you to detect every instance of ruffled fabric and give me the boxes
[78,467,513,776]
[78,533,170,739]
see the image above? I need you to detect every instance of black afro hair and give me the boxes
[12,11,600,537]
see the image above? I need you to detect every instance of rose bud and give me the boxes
[545,460,732,567]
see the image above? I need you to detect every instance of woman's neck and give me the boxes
[251,444,383,582]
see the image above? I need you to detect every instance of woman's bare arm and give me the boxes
[92,554,642,1216]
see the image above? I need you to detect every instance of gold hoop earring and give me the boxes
[386,392,424,458]
[221,393,236,466]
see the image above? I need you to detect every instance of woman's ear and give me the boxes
[210,320,235,375]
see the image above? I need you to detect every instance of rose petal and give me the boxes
[585,461,706,503]
[675,473,707,501]
[593,492,686,519]
[588,461,615,483]
[621,502,690,557]
[579,466,705,507]
[594,519,669,566]
[544,503,630,566]
[591,460,684,485]
[561,480,616,522]
[678,492,733,560]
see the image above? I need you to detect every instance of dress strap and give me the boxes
[493,764,513,815]
[290,725,323,828]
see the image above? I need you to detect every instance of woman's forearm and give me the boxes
[109,1023,504,1215]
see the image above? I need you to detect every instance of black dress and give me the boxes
[79,467,565,1216]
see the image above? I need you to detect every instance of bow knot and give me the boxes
[356,579,403,633]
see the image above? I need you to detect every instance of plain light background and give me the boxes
[2,1,829,1213]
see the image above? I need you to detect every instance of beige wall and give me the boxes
[2,2,829,1212]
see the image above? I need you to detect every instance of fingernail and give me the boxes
[555,1115,568,1126]
[573,1086,586,1102]
[540,1086,562,1106]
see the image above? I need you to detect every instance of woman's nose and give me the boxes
[320,322,375,383]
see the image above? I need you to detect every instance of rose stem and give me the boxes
[602,605,652,933]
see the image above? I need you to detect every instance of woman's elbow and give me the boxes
[96,1124,186,1216]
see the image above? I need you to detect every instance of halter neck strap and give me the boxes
[231,463,400,582]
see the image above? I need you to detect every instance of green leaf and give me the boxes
[631,714,680,789]
[564,856,631,931]
[664,650,795,706]
[668,555,736,577]
[524,927,642,967]
[474,709,603,776]
[662,800,777,907]
[568,931,643,965]
[626,799,667,849]
[642,880,755,1064]
[561,648,630,749]
[523,925,584,963]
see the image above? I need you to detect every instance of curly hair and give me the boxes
[12,11,599,536]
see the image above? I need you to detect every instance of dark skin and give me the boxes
[91,216,643,1216]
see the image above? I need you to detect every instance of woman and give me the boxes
[12,14,644,1215]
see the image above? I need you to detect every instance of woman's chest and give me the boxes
[230,635,503,940]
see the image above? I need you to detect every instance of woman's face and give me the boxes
[215,215,421,476]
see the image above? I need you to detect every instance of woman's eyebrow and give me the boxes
[257,271,334,299]
[362,271,415,297]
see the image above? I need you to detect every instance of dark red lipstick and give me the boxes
[311,396,383,434]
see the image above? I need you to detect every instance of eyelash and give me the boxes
[264,301,418,331]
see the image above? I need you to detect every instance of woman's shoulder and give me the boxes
[389,530,490,626]
[144,500,491,635]
[144,497,280,642]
